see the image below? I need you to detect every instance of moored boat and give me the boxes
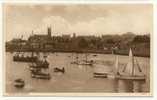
[93,63,111,78]
[13,54,37,62]
[29,53,51,80]
[54,67,65,73]
[14,78,25,88]
[31,72,51,80]
[93,72,107,78]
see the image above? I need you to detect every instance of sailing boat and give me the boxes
[29,43,51,80]
[81,53,93,66]
[29,54,51,80]
[115,48,146,81]
[71,53,93,66]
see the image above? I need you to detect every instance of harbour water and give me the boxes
[5,52,150,94]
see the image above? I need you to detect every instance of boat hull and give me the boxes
[115,75,146,81]
[93,73,108,78]
[13,56,37,62]
[14,79,25,88]
[31,73,51,80]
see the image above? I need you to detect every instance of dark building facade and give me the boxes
[28,27,53,51]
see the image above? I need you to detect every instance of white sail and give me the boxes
[124,48,134,76]
[115,55,119,74]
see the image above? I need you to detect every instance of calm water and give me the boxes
[5,52,150,94]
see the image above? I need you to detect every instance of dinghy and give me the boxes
[93,64,112,78]
[14,78,25,88]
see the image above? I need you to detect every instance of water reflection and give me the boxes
[117,80,145,92]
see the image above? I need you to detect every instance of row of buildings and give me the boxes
[6,27,78,52]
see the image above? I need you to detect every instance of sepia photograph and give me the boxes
[3,3,152,96]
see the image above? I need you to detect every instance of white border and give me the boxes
[0,0,156,99]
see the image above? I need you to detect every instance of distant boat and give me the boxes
[14,78,25,88]
[93,54,98,57]
[115,48,146,81]
[54,67,65,73]
[93,64,111,78]
[93,72,107,78]
[13,53,38,62]
[13,35,38,62]
[71,53,93,66]
[31,72,51,80]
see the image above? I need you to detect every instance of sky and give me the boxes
[3,4,153,41]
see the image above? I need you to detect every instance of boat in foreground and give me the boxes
[14,78,25,88]
[115,48,146,81]
[29,54,51,80]
[115,75,145,81]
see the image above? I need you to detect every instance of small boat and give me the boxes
[14,78,25,88]
[93,72,107,78]
[30,59,49,69]
[93,64,111,78]
[71,53,93,66]
[81,60,94,66]
[115,48,146,81]
[115,75,145,81]
[71,61,78,64]
[54,67,65,73]
[71,60,93,66]
[31,72,51,80]
[93,54,97,57]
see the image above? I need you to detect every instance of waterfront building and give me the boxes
[28,27,53,51]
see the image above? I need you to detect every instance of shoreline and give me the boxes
[5,49,150,58]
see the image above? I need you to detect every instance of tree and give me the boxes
[132,35,150,43]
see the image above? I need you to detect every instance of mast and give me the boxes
[85,53,88,63]
[31,30,34,57]
[129,48,134,76]
[115,55,119,75]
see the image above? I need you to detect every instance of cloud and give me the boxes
[4,4,153,41]
[34,13,152,36]
[35,16,71,35]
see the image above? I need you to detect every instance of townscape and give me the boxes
[4,4,151,94]
[6,27,150,57]
[6,27,149,93]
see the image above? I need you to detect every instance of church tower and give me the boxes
[47,27,51,37]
